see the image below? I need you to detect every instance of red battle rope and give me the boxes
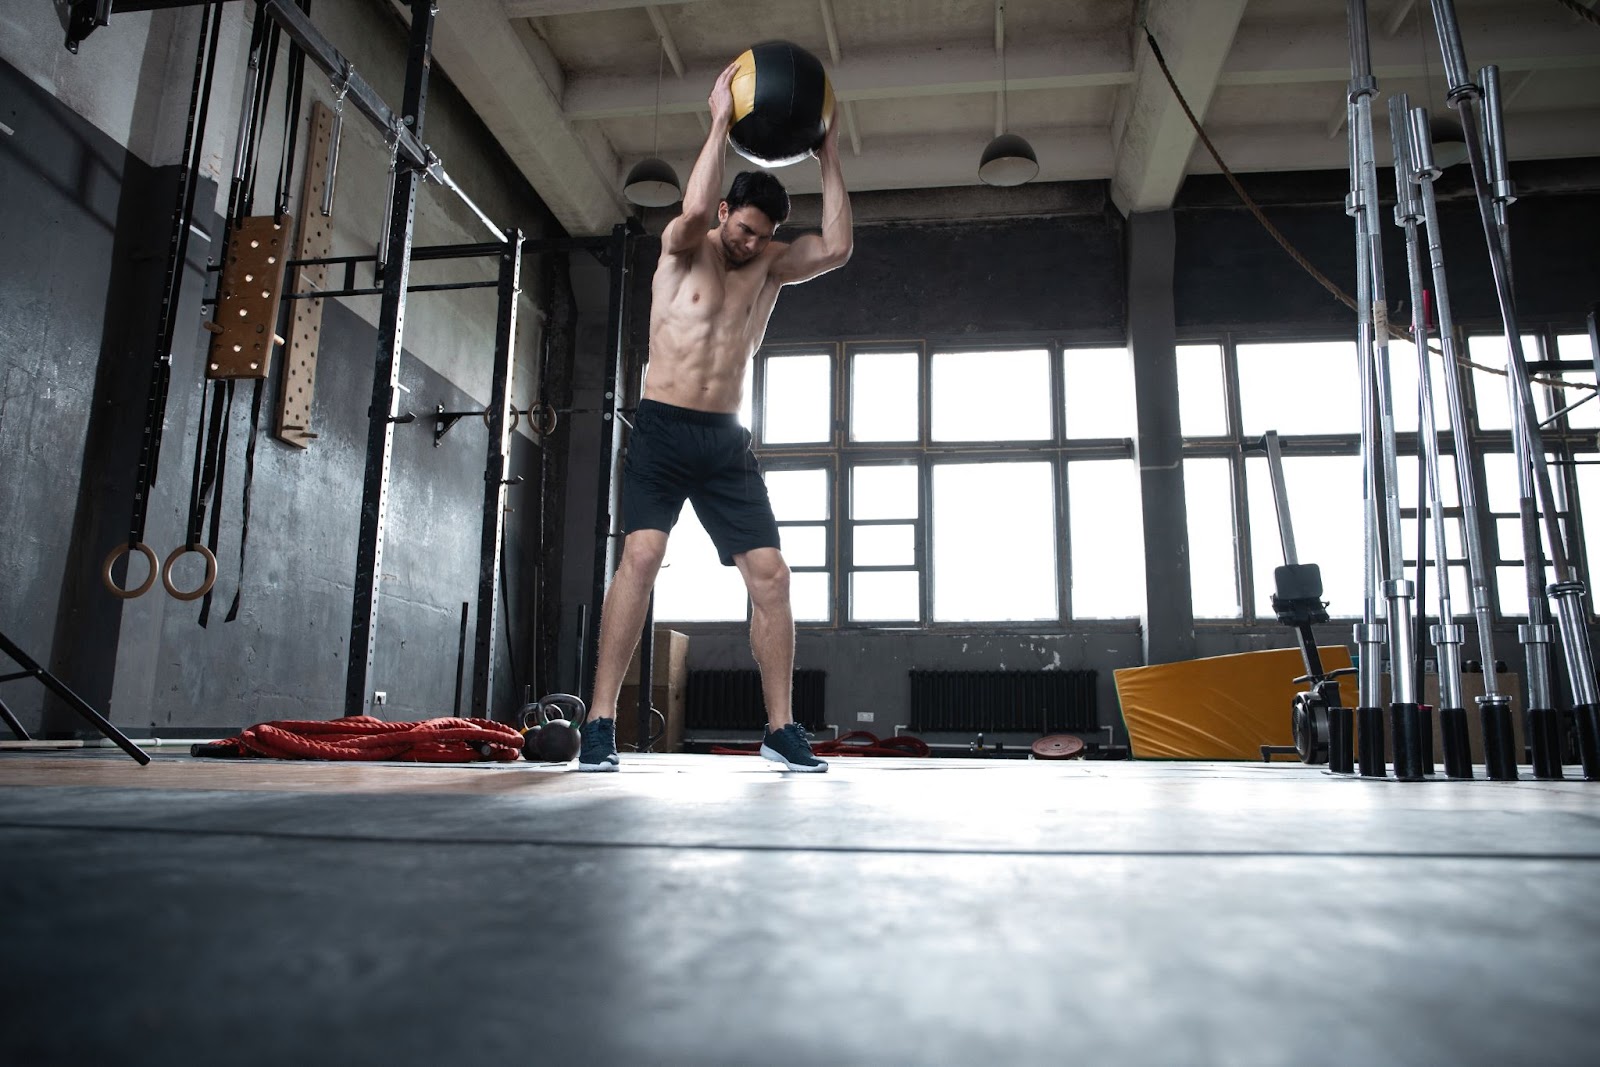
[194,715,524,762]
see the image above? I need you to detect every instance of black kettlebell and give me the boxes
[520,693,588,764]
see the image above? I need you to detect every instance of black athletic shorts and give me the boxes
[621,399,781,566]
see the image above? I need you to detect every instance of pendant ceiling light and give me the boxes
[625,41,682,207]
[978,0,1038,187]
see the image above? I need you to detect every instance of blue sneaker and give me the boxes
[578,717,619,772]
[759,722,829,773]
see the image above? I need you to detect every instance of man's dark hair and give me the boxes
[724,171,790,226]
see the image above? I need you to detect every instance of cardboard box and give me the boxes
[616,683,685,753]
[623,628,688,690]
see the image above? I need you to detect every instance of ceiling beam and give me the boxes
[640,125,1115,197]
[562,35,1133,120]
[1219,8,1599,86]
[1111,0,1248,215]
[501,0,710,17]
[422,0,625,235]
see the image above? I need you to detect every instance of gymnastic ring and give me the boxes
[161,543,218,601]
[102,541,159,599]
[531,403,558,436]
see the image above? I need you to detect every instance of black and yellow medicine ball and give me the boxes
[728,41,836,168]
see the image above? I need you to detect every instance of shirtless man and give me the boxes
[578,61,853,772]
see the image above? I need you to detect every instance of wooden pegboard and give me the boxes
[205,216,288,380]
[274,101,338,448]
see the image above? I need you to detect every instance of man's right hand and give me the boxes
[709,61,737,128]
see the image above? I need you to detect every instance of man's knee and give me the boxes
[740,549,790,607]
[617,531,668,581]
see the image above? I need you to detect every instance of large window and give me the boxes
[655,340,1143,628]
[1179,328,1600,623]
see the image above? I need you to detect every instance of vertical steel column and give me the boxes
[1390,92,1462,777]
[471,229,525,717]
[1431,0,1599,779]
[585,223,631,706]
[345,0,435,717]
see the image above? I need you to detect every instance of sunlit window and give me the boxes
[1177,343,1227,437]
[851,350,919,442]
[654,509,749,622]
[1063,347,1135,439]
[1245,454,1363,618]
[761,352,832,444]
[1184,457,1240,618]
[931,461,1057,622]
[1237,340,1360,437]
[931,349,1052,441]
[1467,334,1542,433]
[1068,459,1144,619]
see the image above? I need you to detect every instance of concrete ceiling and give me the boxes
[414,0,1600,235]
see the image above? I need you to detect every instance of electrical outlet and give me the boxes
[373,691,387,706]
[856,711,874,722]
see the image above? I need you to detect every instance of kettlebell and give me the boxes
[520,693,588,763]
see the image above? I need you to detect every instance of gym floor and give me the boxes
[2,751,1596,1066]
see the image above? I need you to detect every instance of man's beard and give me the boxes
[720,233,755,266]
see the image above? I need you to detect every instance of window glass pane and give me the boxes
[1467,335,1540,432]
[1549,370,1600,431]
[1395,452,1460,509]
[1576,463,1600,598]
[1386,339,1456,436]
[851,571,920,623]
[851,350,919,441]
[854,524,915,566]
[931,349,1052,441]
[932,462,1057,621]
[1069,459,1145,618]
[1237,341,1359,436]
[1401,515,1464,561]
[1554,335,1600,431]
[1177,343,1227,437]
[1496,517,1525,561]
[766,468,829,521]
[1482,451,1520,513]
[852,464,918,519]
[791,571,831,623]
[1246,455,1363,617]
[740,369,753,428]
[762,353,831,443]
[654,509,748,622]
[1495,513,1560,566]
[783,525,827,568]
[1064,347,1135,439]
[1184,458,1240,618]
[1497,566,1528,617]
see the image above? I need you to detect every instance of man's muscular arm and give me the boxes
[771,122,853,286]
[661,62,737,257]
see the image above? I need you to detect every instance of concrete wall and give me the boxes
[1,0,565,733]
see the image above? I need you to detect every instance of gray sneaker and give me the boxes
[578,717,620,772]
[759,722,829,773]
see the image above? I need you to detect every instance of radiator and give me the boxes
[908,669,1098,734]
[685,669,827,732]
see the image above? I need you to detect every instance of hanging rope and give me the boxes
[1140,26,1596,399]
[1553,0,1600,30]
